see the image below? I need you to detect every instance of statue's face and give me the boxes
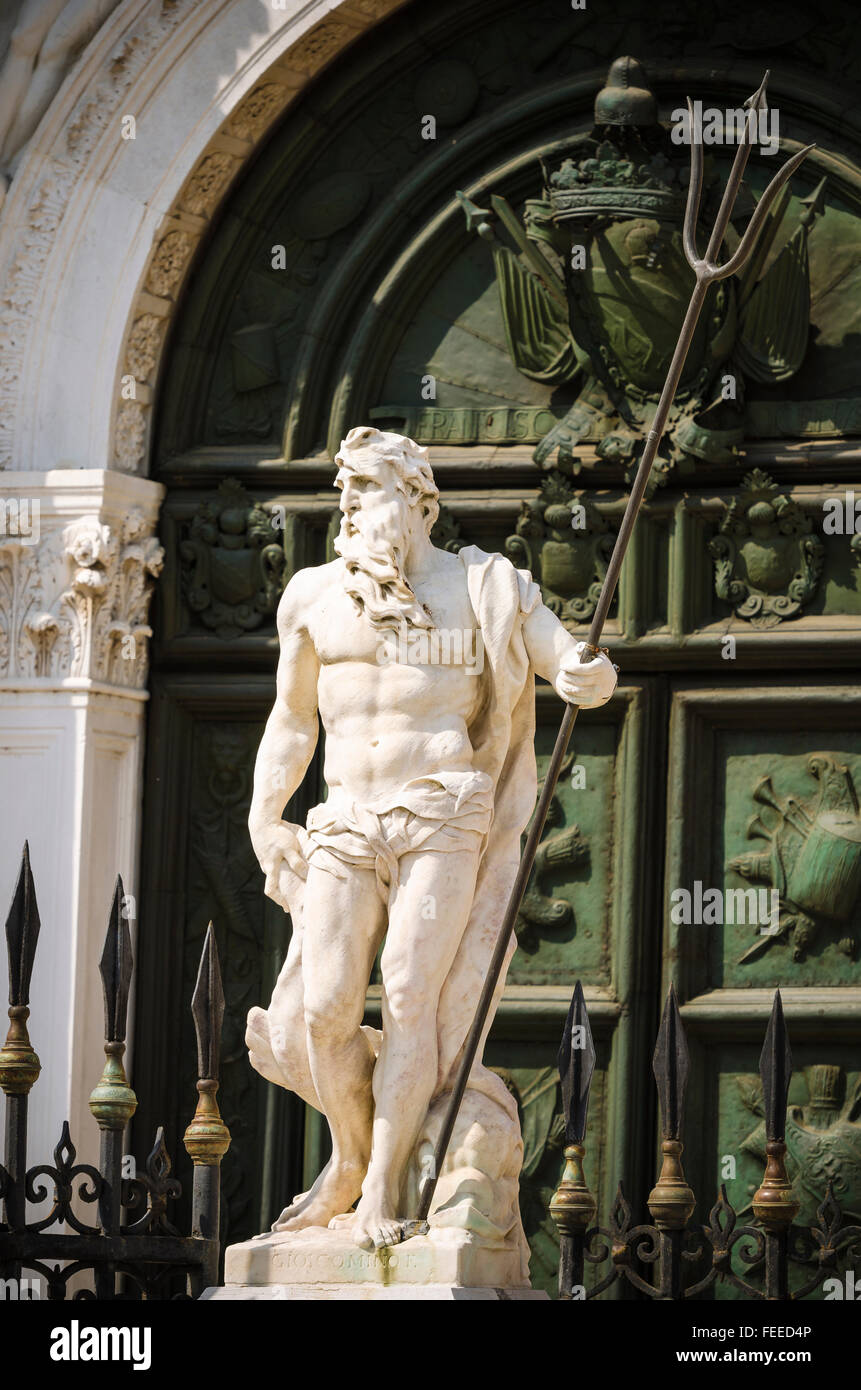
[336,450,408,549]
[334,445,433,627]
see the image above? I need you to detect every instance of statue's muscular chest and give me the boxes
[310,569,478,667]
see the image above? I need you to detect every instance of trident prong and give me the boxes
[683,73,816,284]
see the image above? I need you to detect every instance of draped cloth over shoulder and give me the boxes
[433,545,542,1104]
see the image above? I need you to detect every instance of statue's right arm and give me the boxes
[248,570,321,914]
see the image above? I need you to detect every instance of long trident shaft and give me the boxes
[415,73,814,1225]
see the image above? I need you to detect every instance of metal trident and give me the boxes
[413,72,815,1227]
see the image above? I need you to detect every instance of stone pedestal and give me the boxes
[201,1228,549,1301]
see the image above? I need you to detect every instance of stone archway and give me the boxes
[0,0,407,1177]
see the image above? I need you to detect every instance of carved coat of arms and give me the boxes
[459,55,823,485]
[180,479,286,639]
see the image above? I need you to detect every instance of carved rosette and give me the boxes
[0,510,163,689]
[708,469,825,628]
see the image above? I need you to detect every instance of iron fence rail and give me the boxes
[0,844,230,1300]
[551,982,861,1299]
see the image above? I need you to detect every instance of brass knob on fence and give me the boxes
[752,1140,800,1229]
[647,1139,696,1231]
[550,1143,596,1236]
[0,1006,41,1096]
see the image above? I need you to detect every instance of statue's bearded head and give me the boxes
[334,426,440,629]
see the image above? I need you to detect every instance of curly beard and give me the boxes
[334,500,434,630]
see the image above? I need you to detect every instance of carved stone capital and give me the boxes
[0,471,164,692]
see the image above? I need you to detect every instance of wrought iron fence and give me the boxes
[6,839,857,1303]
[551,981,861,1300]
[0,844,230,1300]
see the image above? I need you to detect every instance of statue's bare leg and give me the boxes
[274,859,385,1233]
[247,915,320,1107]
[348,843,481,1250]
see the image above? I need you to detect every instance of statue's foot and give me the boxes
[343,1195,416,1251]
[270,1158,365,1233]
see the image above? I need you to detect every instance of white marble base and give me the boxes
[202,1283,548,1301]
[213,1227,544,1298]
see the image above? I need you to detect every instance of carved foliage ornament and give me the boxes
[708,469,824,628]
[516,751,589,954]
[0,510,163,687]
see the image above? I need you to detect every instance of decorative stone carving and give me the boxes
[0,0,417,474]
[0,0,123,196]
[179,479,286,639]
[63,512,164,687]
[0,0,206,468]
[454,56,822,480]
[125,314,165,383]
[344,0,405,17]
[286,18,358,75]
[114,401,148,472]
[730,755,861,963]
[0,536,55,678]
[224,84,287,142]
[181,153,238,218]
[708,469,825,628]
[0,508,163,688]
[145,229,195,299]
[505,473,615,624]
[516,752,589,953]
[502,1065,569,1291]
[739,1065,861,1225]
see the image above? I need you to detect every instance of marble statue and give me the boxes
[246,426,616,1266]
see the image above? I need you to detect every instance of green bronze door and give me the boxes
[132,0,861,1297]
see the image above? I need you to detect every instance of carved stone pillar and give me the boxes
[0,470,163,1172]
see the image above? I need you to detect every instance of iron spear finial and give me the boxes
[184,923,230,1235]
[759,989,793,1143]
[191,924,225,1082]
[99,876,133,1044]
[652,983,690,1142]
[5,842,40,1008]
[0,842,42,1098]
[558,980,596,1145]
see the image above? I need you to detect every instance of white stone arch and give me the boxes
[0,0,408,1184]
[0,0,409,477]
